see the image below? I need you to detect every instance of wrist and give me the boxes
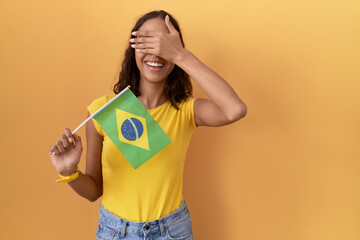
[173,49,191,65]
[58,166,78,176]
[56,166,80,183]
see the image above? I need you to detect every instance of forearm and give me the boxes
[67,172,102,202]
[175,50,246,120]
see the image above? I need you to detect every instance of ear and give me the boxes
[165,15,177,34]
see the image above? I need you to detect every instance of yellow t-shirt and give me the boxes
[87,94,196,222]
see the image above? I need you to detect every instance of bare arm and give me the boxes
[175,51,247,127]
[131,15,247,127]
[49,112,103,202]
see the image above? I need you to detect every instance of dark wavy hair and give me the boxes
[113,10,192,109]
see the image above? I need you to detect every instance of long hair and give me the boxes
[113,10,192,109]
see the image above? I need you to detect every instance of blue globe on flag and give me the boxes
[121,118,144,141]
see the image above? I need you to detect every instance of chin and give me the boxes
[141,75,168,84]
[141,65,174,85]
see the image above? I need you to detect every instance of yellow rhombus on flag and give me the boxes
[93,88,171,169]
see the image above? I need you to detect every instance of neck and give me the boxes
[138,79,167,110]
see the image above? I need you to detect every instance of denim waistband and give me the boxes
[98,199,190,237]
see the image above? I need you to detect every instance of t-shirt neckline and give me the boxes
[147,100,169,112]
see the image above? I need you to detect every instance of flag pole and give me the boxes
[72,85,131,135]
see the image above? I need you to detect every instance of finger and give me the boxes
[165,15,177,34]
[135,48,157,55]
[132,31,161,37]
[73,133,82,144]
[49,145,60,155]
[60,134,70,149]
[73,133,83,150]
[129,36,157,44]
[64,128,73,143]
[55,140,66,153]
[131,43,155,49]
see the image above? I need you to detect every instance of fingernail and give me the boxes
[129,38,134,42]
[131,44,135,48]
[131,31,137,35]
[68,138,73,142]
[50,152,55,155]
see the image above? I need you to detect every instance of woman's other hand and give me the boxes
[130,15,185,63]
[49,128,83,176]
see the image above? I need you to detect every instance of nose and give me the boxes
[146,55,166,62]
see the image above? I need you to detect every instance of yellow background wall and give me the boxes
[0,0,359,239]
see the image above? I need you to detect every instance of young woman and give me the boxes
[49,10,247,240]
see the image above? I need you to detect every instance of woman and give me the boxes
[49,10,247,240]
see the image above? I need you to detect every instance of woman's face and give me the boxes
[135,17,175,85]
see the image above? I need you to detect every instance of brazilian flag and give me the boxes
[93,89,171,169]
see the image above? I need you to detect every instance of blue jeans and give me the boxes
[96,200,193,240]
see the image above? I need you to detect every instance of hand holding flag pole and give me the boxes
[71,86,131,135]
[48,86,131,175]
[49,84,171,170]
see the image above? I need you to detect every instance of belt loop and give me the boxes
[159,218,166,237]
[120,220,127,238]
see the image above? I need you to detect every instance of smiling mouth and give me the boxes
[145,61,165,71]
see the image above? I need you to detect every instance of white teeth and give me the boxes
[146,62,164,67]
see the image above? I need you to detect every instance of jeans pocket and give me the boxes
[96,222,116,240]
[166,214,193,240]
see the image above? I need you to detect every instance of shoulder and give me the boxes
[86,93,116,137]
[177,97,197,129]
[178,97,196,109]
[87,93,116,114]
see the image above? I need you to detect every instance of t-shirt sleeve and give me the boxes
[87,95,109,137]
[181,97,197,130]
